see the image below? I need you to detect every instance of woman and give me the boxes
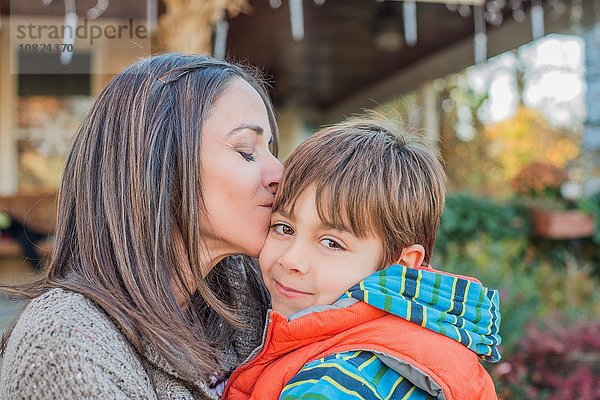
[0,54,283,399]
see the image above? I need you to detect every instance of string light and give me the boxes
[214,11,229,60]
[403,1,418,46]
[87,0,109,20]
[531,0,545,40]
[289,0,304,41]
[474,5,487,64]
[59,0,77,66]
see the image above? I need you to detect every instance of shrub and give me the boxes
[434,193,600,355]
[435,194,530,258]
[493,318,600,400]
[511,161,568,208]
[434,237,542,353]
[578,191,600,245]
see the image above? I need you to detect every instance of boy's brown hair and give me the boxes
[274,116,446,268]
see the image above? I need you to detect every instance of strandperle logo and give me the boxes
[10,12,152,74]
[15,19,148,46]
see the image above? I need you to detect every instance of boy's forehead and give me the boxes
[274,187,379,239]
[273,188,315,222]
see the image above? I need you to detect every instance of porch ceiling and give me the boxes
[2,0,594,113]
[224,0,593,112]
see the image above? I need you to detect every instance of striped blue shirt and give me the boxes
[281,351,436,400]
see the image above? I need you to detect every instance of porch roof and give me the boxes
[224,0,595,117]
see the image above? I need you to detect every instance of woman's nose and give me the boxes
[264,153,284,195]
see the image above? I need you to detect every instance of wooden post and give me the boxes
[0,22,18,196]
[583,21,600,195]
[159,0,248,54]
[421,81,440,154]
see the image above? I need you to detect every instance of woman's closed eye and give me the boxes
[238,151,255,162]
[319,238,346,252]
[271,223,294,236]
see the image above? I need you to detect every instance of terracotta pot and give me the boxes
[529,208,595,240]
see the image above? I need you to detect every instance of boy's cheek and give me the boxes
[258,237,276,274]
[258,234,272,259]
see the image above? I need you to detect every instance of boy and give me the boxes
[223,117,501,400]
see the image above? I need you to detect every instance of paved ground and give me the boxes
[0,295,24,335]
[0,256,38,335]
[0,256,42,374]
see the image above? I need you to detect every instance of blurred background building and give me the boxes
[0,1,599,397]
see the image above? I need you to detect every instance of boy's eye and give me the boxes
[319,238,345,251]
[272,223,294,236]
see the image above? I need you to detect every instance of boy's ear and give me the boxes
[394,244,425,269]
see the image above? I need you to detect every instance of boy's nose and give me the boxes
[279,242,308,274]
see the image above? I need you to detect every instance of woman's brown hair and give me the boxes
[1,54,277,381]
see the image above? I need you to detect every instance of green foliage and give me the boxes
[433,193,600,361]
[435,237,542,353]
[578,191,600,244]
[435,194,530,258]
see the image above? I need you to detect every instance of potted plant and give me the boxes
[511,161,595,240]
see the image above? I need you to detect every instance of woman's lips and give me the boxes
[274,280,312,298]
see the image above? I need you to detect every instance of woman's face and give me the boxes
[199,78,283,260]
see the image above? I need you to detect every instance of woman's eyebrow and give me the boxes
[227,124,264,137]
[227,124,275,146]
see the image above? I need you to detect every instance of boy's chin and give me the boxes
[271,302,298,318]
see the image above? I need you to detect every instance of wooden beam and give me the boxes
[401,1,485,4]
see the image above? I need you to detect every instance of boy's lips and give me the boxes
[274,280,312,298]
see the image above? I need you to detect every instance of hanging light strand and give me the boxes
[570,0,584,34]
[146,0,157,33]
[60,0,77,66]
[474,5,487,64]
[289,0,305,41]
[214,11,229,60]
[403,1,417,46]
[87,0,109,19]
[531,0,545,40]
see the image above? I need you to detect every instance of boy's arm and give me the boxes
[280,351,435,400]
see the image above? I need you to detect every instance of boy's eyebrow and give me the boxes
[319,221,353,235]
[275,206,354,235]
[273,208,294,220]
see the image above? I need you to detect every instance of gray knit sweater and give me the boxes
[0,260,267,399]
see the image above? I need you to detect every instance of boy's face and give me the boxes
[259,187,383,317]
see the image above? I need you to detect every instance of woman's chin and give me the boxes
[242,235,269,258]
[245,243,264,258]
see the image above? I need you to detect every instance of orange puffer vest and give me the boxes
[223,301,497,400]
